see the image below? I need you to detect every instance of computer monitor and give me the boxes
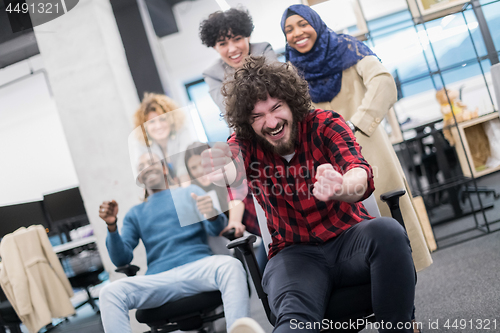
[43,187,89,225]
[0,201,50,238]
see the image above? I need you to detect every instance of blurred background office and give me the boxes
[1,0,500,332]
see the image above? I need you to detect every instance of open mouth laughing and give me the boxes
[264,123,286,142]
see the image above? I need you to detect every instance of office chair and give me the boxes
[227,189,409,333]
[68,266,105,313]
[0,288,22,333]
[114,229,239,333]
[64,246,105,313]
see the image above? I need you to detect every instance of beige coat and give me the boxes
[0,225,75,333]
[313,55,432,272]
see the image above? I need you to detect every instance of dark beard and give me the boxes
[254,122,297,156]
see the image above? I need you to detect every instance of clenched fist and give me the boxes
[201,142,233,183]
[99,200,119,231]
[312,164,344,202]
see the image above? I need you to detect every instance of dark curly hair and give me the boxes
[199,8,254,47]
[222,56,311,139]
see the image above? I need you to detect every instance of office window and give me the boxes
[366,1,497,100]
[365,7,413,34]
[370,24,432,82]
[481,1,500,51]
[462,8,488,58]
[360,0,409,22]
[400,75,437,98]
[311,0,368,37]
[417,13,482,69]
[479,0,498,5]
[185,80,230,143]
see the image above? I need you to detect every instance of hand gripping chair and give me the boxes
[114,230,240,333]
[227,189,408,333]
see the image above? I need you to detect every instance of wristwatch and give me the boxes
[345,120,357,133]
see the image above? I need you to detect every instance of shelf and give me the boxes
[53,236,97,254]
[450,112,500,178]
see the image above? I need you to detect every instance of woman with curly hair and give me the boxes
[133,93,192,183]
[281,4,432,276]
[199,8,278,113]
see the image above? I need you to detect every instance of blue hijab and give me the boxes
[281,4,376,103]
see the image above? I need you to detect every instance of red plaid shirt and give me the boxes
[228,109,375,258]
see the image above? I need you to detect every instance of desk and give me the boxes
[53,236,97,254]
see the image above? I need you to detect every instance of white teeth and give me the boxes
[296,38,308,45]
[270,124,284,135]
[230,54,241,59]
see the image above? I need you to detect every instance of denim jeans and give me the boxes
[262,217,416,333]
[99,255,250,333]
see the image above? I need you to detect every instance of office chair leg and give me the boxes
[200,320,216,333]
[85,288,99,312]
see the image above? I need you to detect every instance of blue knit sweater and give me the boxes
[106,185,227,275]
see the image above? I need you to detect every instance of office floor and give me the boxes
[21,172,500,333]
[18,285,107,333]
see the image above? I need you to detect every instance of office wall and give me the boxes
[0,55,79,206]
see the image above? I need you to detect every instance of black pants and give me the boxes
[262,217,416,333]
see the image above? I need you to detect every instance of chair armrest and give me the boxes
[221,228,237,241]
[380,189,406,202]
[227,234,256,250]
[115,264,140,277]
[226,234,276,325]
[380,189,406,229]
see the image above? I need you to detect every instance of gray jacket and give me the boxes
[202,42,278,113]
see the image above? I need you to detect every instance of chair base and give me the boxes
[74,287,99,313]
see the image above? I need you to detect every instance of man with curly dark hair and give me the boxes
[222,55,311,152]
[203,56,417,333]
[199,8,278,113]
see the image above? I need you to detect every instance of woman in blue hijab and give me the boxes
[282,4,375,104]
[281,5,429,333]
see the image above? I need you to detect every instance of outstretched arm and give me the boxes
[100,201,139,267]
[313,164,368,203]
[320,113,375,202]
